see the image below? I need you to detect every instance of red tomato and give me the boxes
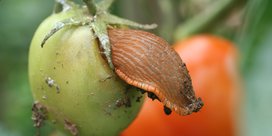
[121,35,241,136]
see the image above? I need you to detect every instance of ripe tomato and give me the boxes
[121,35,241,136]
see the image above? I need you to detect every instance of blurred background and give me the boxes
[0,0,272,136]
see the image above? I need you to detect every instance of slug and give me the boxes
[108,28,203,115]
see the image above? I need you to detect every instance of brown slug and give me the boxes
[108,28,203,115]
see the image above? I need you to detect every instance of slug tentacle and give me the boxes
[108,28,203,115]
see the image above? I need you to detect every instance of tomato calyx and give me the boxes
[41,0,157,70]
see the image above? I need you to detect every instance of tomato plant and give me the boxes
[122,35,241,136]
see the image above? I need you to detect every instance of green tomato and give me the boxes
[28,7,143,136]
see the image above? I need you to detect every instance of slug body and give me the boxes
[108,29,203,115]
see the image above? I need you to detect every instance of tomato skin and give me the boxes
[122,35,241,136]
[29,7,143,136]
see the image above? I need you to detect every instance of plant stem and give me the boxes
[157,0,175,43]
[83,0,96,15]
[174,0,236,41]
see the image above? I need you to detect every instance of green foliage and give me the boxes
[0,0,54,78]
[238,0,272,136]
[0,0,54,135]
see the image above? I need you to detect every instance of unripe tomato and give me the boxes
[122,35,241,136]
[29,7,143,136]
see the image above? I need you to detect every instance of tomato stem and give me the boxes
[83,0,116,15]
[157,0,175,43]
[83,0,96,15]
